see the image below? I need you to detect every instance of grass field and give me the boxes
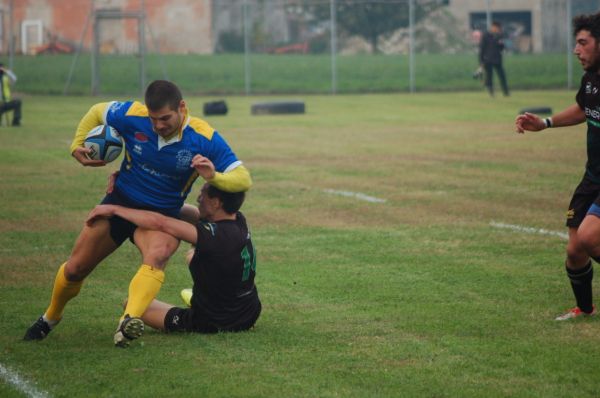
[2,90,600,397]
[9,53,581,95]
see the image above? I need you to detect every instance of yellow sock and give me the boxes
[44,263,83,322]
[122,264,165,320]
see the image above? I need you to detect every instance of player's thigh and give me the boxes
[67,218,119,279]
[578,214,600,248]
[133,228,180,268]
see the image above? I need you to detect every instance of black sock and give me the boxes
[566,261,594,313]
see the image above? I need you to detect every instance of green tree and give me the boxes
[309,0,446,53]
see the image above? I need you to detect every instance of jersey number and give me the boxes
[241,242,256,282]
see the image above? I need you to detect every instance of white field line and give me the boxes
[0,363,49,398]
[490,221,568,240]
[323,189,387,203]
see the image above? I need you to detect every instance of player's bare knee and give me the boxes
[145,244,178,267]
[566,241,588,265]
[63,263,87,282]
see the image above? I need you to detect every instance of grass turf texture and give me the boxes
[2,91,600,397]
[10,53,582,95]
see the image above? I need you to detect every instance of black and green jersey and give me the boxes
[189,212,260,331]
[576,72,600,183]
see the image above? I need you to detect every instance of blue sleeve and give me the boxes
[208,131,240,173]
[105,101,133,134]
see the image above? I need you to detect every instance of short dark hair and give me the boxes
[206,185,246,214]
[491,21,501,29]
[573,12,600,40]
[144,80,182,111]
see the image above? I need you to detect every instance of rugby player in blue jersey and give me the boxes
[24,80,251,346]
[515,12,600,320]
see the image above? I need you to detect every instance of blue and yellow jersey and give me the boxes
[72,101,245,212]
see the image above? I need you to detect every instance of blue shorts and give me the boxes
[101,188,180,246]
[588,203,600,218]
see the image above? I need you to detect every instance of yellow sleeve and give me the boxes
[69,102,110,154]
[208,164,252,193]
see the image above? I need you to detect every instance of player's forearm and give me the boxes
[112,206,166,231]
[208,164,252,192]
[69,103,109,154]
[548,104,586,128]
[111,206,195,243]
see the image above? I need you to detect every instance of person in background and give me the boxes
[0,63,22,126]
[479,21,510,97]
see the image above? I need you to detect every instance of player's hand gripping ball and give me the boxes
[84,125,124,163]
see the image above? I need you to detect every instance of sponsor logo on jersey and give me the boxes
[585,106,600,120]
[594,87,599,95]
[586,82,593,94]
[201,222,217,236]
[176,149,193,171]
[140,163,180,180]
[108,101,125,115]
[134,132,149,143]
[133,144,143,156]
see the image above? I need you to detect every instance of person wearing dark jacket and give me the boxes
[479,21,510,97]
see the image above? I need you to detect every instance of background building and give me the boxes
[3,0,600,56]
[447,0,600,53]
[0,0,212,55]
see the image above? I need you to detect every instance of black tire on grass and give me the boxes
[251,101,305,115]
[203,100,228,116]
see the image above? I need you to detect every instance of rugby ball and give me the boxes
[84,125,123,163]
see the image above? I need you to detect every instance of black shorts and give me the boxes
[566,175,600,228]
[100,189,180,246]
[164,304,261,334]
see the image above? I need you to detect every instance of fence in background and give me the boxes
[2,0,600,95]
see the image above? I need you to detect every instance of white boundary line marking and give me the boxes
[0,362,49,398]
[323,189,386,203]
[490,221,568,240]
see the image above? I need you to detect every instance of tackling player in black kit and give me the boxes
[515,12,600,320]
[86,180,260,338]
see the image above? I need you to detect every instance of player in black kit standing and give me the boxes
[86,178,260,339]
[515,12,600,320]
